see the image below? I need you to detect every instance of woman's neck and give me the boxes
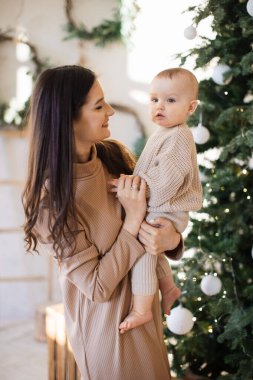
[74,145,92,163]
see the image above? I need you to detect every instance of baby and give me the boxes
[119,68,203,333]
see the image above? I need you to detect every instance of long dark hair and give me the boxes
[22,65,136,259]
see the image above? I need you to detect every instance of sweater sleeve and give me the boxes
[35,208,145,303]
[141,130,192,208]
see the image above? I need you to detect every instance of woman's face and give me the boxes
[73,79,115,153]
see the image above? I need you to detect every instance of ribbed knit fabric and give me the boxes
[134,124,202,214]
[34,145,182,380]
[132,124,202,296]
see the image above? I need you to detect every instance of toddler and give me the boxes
[119,68,203,333]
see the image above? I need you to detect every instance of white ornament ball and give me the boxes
[191,123,210,144]
[246,0,253,17]
[212,64,232,85]
[248,154,253,169]
[166,305,194,335]
[184,25,197,40]
[200,274,222,296]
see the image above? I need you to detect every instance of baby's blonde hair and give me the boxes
[155,68,199,99]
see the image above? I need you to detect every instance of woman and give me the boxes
[23,65,183,380]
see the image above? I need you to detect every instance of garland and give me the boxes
[64,0,139,46]
[0,28,48,129]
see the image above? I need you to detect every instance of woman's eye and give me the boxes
[95,105,103,110]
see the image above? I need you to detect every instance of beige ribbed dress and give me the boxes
[35,146,182,380]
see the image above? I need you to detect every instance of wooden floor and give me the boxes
[0,320,47,380]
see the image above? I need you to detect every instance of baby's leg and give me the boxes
[157,255,181,315]
[119,253,157,334]
[119,294,154,334]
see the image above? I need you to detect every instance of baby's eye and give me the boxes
[167,98,176,103]
[150,98,158,103]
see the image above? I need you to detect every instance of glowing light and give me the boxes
[224,208,230,213]
[242,169,248,175]
[192,317,197,322]
[208,326,213,333]
[247,196,251,200]
[243,188,248,192]
[197,297,202,301]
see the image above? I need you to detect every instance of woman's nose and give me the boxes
[107,103,115,116]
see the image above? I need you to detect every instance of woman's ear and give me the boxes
[188,99,199,115]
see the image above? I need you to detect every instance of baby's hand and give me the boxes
[108,178,119,193]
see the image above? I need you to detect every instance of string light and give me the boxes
[247,196,251,200]
[243,188,248,192]
[224,208,230,213]
[208,326,213,333]
[197,297,202,301]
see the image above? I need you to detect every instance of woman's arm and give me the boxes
[138,217,183,260]
[36,175,147,304]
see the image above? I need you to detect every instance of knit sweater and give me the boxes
[134,124,202,214]
[34,145,183,380]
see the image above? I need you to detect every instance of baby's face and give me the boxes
[149,76,197,128]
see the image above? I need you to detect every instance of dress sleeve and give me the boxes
[35,208,145,303]
[164,235,184,261]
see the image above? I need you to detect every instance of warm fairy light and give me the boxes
[208,326,213,333]
[224,91,228,95]
[192,317,197,322]
[197,297,202,301]
[213,273,218,276]
[215,233,219,236]
[222,258,226,262]
[193,277,197,282]
[242,169,248,175]
[206,183,210,187]
[223,290,227,294]
[224,208,230,213]
[214,319,218,323]
[247,196,251,200]
[215,216,219,220]
[220,186,225,191]
[243,188,248,192]
[209,255,212,259]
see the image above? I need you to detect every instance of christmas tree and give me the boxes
[165,1,253,379]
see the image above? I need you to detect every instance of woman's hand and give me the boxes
[138,217,180,255]
[115,175,147,237]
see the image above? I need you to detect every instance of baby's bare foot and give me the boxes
[162,287,181,316]
[119,310,153,334]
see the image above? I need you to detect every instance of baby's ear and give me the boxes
[188,99,199,115]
